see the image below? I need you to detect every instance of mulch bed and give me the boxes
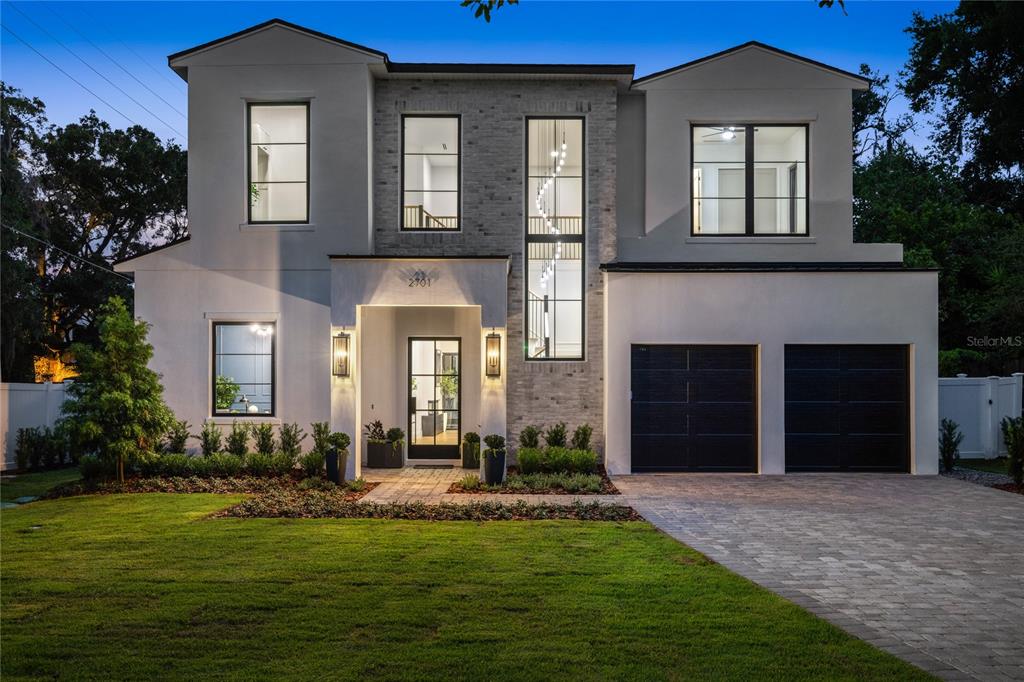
[46,476,377,501]
[992,483,1024,495]
[216,491,641,521]
[447,467,620,495]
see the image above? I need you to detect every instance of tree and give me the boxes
[902,2,1024,215]
[461,0,518,22]
[851,65,912,164]
[0,83,187,381]
[59,296,173,481]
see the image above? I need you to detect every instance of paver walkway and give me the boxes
[613,474,1024,681]
[361,466,621,505]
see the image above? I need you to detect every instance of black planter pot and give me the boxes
[326,449,340,484]
[483,449,506,485]
[461,442,480,470]
[367,441,403,468]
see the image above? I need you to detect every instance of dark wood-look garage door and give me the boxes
[785,345,909,472]
[631,345,757,472]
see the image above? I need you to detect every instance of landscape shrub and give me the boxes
[571,424,593,452]
[517,447,543,474]
[207,452,245,477]
[159,453,193,477]
[300,450,326,477]
[79,454,114,481]
[197,422,223,456]
[567,449,598,474]
[225,421,250,458]
[545,446,573,472]
[345,478,368,493]
[1001,416,1024,485]
[299,476,336,491]
[518,425,541,449]
[939,418,964,473]
[279,423,306,461]
[544,422,568,448]
[270,452,295,477]
[165,420,191,454]
[311,421,332,454]
[245,452,274,476]
[459,474,481,491]
[14,427,67,471]
[252,424,276,456]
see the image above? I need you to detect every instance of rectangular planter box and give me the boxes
[366,441,403,468]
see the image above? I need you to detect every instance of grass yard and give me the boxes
[959,457,1010,475]
[0,468,81,502]
[1,494,930,680]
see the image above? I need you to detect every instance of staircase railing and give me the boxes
[403,205,458,229]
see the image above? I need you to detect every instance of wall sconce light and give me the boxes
[332,333,350,377]
[485,331,501,378]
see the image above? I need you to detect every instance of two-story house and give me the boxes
[115,19,938,477]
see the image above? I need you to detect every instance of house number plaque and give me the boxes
[408,270,433,287]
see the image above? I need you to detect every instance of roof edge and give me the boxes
[600,261,933,273]
[113,235,191,267]
[329,254,510,260]
[167,18,388,64]
[386,62,634,77]
[633,41,870,87]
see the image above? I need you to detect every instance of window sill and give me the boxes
[208,416,281,426]
[240,223,315,232]
[686,236,815,244]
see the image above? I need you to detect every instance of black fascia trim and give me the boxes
[388,62,634,76]
[599,261,937,273]
[328,254,510,260]
[112,235,191,265]
[633,41,870,86]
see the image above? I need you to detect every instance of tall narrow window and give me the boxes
[402,116,460,230]
[248,103,308,223]
[525,117,584,360]
[692,124,807,235]
[212,322,275,416]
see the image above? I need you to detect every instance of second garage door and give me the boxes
[785,344,909,472]
[631,345,757,472]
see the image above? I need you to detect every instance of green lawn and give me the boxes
[959,457,1010,475]
[1,494,930,680]
[0,468,81,502]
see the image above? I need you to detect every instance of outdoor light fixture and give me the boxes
[485,331,501,378]
[332,333,350,377]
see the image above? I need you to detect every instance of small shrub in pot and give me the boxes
[384,427,405,468]
[364,420,392,468]
[483,434,506,485]
[462,432,481,469]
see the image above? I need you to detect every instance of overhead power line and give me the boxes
[121,40,187,95]
[6,3,185,138]
[1,24,137,128]
[2,223,135,283]
[44,4,187,120]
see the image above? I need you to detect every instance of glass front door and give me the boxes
[408,338,460,459]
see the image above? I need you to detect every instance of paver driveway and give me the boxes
[614,474,1024,681]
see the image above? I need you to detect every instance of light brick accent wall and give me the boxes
[372,79,617,454]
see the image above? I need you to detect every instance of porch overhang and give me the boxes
[329,255,511,327]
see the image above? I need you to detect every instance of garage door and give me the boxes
[785,345,909,472]
[631,345,757,472]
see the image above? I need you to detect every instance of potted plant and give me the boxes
[328,431,352,483]
[462,431,481,469]
[482,434,506,485]
[385,427,405,468]
[364,420,389,468]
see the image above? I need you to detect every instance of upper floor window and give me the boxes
[212,322,275,416]
[692,124,807,235]
[525,117,584,360]
[248,103,308,223]
[402,115,460,230]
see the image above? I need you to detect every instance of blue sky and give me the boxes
[1,1,955,147]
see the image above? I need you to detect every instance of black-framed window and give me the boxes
[691,124,808,236]
[248,103,309,224]
[402,115,460,230]
[525,117,584,360]
[212,322,275,416]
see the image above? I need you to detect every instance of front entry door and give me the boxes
[408,338,461,459]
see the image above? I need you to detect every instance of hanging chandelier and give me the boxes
[534,122,567,291]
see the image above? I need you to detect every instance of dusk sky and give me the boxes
[1,1,955,147]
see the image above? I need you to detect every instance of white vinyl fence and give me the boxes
[938,373,1024,458]
[0,382,71,470]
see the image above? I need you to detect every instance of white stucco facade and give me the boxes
[113,21,939,477]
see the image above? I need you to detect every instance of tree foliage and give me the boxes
[59,296,173,481]
[0,83,186,381]
[461,0,518,23]
[903,2,1024,214]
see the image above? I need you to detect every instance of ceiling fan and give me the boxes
[701,126,758,140]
